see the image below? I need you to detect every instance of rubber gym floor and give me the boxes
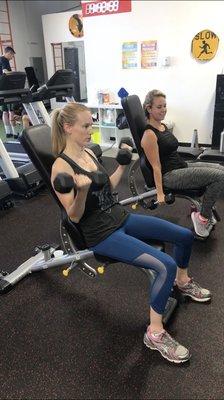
[0,152,224,399]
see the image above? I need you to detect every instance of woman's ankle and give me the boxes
[148,324,164,335]
[176,268,191,287]
[198,213,208,223]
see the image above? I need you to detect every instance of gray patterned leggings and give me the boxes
[162,162,224,219]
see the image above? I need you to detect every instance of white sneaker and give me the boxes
[209,213,217,226]
[191,212,209,238]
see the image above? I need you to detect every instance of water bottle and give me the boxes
[220,130,224,153]
[191,129,199,148]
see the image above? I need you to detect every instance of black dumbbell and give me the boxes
[116,137,134,165]
[53,170,107,194]
[116,148,132,165]
[89,170,108,190]
[53,173,74,193]
[119,137,134,149]
[149,193,175,210]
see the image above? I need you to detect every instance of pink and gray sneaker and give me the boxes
[176,278,211,302]
[191,212,209,238]
[144,328,190,364]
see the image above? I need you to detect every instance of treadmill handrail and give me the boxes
[0,88,30,96]
[31,83,75,101]
[0,88,33,104]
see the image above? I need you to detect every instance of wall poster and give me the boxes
[141,40,158,68]
[122,42,138,69]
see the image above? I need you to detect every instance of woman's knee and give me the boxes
[180,227,194,246]
[155,252,177,279]
[165,255,177,277]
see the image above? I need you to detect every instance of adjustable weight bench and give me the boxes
[121,95,211,227]
[0,124,177,323]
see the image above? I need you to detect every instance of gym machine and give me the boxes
[0,72,44,197]
[0,124,177,324]
[2,70,101,164]
[0,177,14,210]
[22,69,102,161]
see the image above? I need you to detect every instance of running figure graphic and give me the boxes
[198,40,212,57]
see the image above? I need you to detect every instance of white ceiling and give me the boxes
[23,1,81,16]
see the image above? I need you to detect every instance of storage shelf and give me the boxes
[101,125,116,128]
[86,104,131,148]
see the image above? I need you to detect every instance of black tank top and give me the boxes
[144,124,187,176]
[59,151,128,247]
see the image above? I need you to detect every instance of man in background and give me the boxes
[0,46,19,139]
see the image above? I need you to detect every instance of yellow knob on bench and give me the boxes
[132,203,138,210]
[97,266,105,274]
[62,269,69,277]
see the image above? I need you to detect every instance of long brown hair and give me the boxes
[51,102,89,155]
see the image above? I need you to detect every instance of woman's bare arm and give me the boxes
[141,130,165,203]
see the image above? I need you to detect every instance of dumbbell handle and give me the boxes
[119,137,134,149]
[149,193,175,209]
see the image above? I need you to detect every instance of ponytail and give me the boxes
[51,108,66,155]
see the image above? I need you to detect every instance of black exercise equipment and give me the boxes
[0,72,44,198]
[116,136,134,165]
[0,179,14,210]
[0,124,177,324]
[25,66,40,93]
[116,148,132,165]
[149,193,175,210]
[53,173,74,194]
[177,145,204,161]
[53,170,107,193]
[189,75,224,163]
[121,95,213,231]
[23,69,102,162]
[119,137,134,149]
[197,130,224,163]
[211,74,224,149]
[177,131,204,161]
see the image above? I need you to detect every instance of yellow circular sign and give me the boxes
[191,29,219,61]
[69,14,84,38]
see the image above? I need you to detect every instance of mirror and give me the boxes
[52,40,88,102]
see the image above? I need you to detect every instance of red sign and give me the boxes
[81,0,132,17]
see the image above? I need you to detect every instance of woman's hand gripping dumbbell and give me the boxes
[149,193,175,210]
[53,170,108,194]
[116,137,134,165]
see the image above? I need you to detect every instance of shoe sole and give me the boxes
[191,214,209,238]
[180,293,211,303]
[143,335,191,364]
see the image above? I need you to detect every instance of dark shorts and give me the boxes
[0,103,13,112]
[0,103,24,114]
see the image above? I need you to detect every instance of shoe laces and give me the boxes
[151,330,179,350]
[179,278,203,295]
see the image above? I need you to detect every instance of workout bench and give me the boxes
[0,124,177,323]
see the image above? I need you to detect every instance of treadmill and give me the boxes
[0,177,13,210]
[0,72,44,197]
[22,69,102,160]
[3,70,101,163]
